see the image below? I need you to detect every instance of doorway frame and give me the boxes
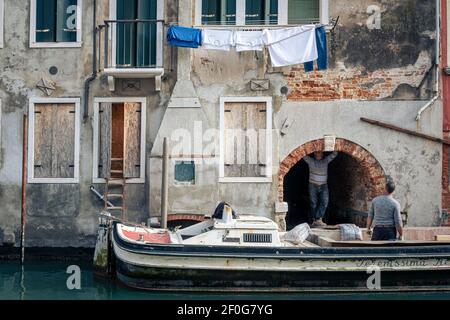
[92,97,147,184]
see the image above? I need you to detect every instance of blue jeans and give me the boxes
[309,183,329,220]
[372,227,397,241]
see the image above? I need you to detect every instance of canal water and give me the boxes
[1,261,450,300]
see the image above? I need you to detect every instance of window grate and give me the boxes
[243,233,272,243]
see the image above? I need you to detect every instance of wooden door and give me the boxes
[123,102,141,178]
[99,102,112,178]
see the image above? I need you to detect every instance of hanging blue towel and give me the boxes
[167,25,202,48]
[304,26,328,72]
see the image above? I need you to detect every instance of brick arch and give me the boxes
[278,138,387,201]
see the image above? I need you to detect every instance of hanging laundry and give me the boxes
[263,25,318,67]
[167,25,202,48]
[202,29,234,51]
[304,26,328,72]
[234,30,264,52]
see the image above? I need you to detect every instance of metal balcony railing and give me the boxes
[97,19,164,71]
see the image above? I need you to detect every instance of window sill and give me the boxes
[103,67,165,92]
[93,178,145,184]
[28,178,79,184]
[219,177,272,183]
[29,42,82,48]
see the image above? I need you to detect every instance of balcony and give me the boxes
[98,19,165,91]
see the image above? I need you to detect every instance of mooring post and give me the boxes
[21,115,28,265]
[161,137,169,229]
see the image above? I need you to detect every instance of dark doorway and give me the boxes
[284,152,371,230]
[111,103,124,178]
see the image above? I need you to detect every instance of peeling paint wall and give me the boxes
[0,0,177,247]
[0,0,444,248]
[150,0,442,228]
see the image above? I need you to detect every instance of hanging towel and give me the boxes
[234,30,264,52]
[304,26,328,72]
[167,25,202,48]
[202,29,234,51]
[263,25,318,67]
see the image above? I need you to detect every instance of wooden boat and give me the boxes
[93,206,450,293]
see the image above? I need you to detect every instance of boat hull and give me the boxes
[111,224,450,292]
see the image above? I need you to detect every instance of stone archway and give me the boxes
[167,214,206,229]
[278,138,387,227]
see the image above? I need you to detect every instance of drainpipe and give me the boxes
[416,0,440,121]
[83,0,97,120]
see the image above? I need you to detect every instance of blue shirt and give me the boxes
[167,26,202,48]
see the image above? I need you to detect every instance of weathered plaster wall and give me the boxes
[149,0,442,227]
[0,0,177,247]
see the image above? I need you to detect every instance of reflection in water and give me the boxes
[1,261,450,300]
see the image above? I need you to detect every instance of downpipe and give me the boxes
[416,0,440,121]
[83,0,97,121]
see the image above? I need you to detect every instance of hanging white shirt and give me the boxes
[202,29,234,51]
[234,30,264,52]
[262,25,318,67]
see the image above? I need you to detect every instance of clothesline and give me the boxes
[167,24,329,69]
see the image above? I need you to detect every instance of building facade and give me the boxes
[0,0,446,248]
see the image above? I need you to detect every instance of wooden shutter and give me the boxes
[116,0,137,67]
[268,0,278,24]
[245,0,265,24]
[123,102,141,178]
[137,0,157,67]
[36,0,56,42]
[99,103,112,179]
[223,102,267,178]
[34,104,75,178]
[224,103,244,177]
[288,0,320,24]
[225,0,236,24]
[202,0,221,24]
[56,0,78,42]
[242,103,266,177]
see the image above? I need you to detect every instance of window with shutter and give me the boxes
[29,99,80,183]
[245,0,265,25]
[223,102,268,178]
[196,0,326,26]
[32,0,81,46]
[202,0,236,25]
[116,0,157,68]
[288,0,320,24]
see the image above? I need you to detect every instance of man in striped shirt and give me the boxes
[304,151,338,227]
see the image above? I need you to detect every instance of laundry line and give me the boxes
[166,23,329,69]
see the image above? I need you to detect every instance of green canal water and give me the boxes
[1,261,450,300]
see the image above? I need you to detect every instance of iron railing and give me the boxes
[98,19,164,70]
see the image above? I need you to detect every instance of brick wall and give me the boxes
[284,52,431,101]
[442,132,450,226]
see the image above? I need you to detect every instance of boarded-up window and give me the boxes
[97,102,142,179]
[33,103,76,178]
[223,102,267,178]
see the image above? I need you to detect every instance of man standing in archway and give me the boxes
[304,151,338,227]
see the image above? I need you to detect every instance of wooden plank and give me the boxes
[99,102,112,178]
[361,117,450,146]
[33,104,53,178]
[224,103,244,177]
[53,104,75,178]
[243,103,266,177]
[435,235,450,241]
[123,102,141,178]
